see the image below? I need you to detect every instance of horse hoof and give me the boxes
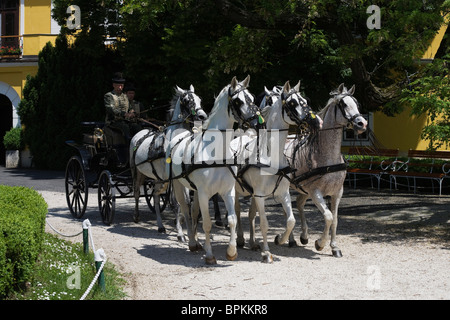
[189,243,203,252]
[226,252,238,261]
[237,239,245,248]
[215,220,224,227]
[250,243,261,251]
[177,235,186,243]
[315,240,324,251]
[133,215,140,223]
[332,249,343,258]
[261,252,273,264]
[205,256,217,265]
[300,237,308,245]
[289,240,297,247]
[158,227,166,233]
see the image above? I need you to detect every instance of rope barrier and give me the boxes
[80,249,107,300]
[46,217,83,237]
[45,217,107,299]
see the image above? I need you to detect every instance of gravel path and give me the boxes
[41,185,450,300]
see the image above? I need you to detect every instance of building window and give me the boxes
[0,0,19,49]
[341,112,373,146]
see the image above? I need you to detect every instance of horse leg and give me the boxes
[190,190,202,250]
[310,190,333,252]
[329,187,343,257]
[296,193,309,245]
[133,171,146,223]
[235,192,245,248]
[274,192,296,247]
[248,197,260,251]
[221,190,238,261]
[153,192,166,233]
[174,181,200,250]
[197,191,216,265]
[173,191,186,243]
[254,197,273,263]
[213,194,223,227]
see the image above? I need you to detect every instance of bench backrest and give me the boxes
[347,147,399,158]
[408,149,450,160]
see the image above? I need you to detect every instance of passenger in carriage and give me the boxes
[124,82,145,134]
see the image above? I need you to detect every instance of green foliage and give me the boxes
[2,127,24,150]
[0,186,48,298]
[17,36,121,169]
[399,53,450,150]
[11,233,127,300]
[43,0,450,150]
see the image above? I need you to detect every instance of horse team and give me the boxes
[129,76,367,264]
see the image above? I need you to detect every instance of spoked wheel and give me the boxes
[98,170,115,225]
[65,156,89,219]
[143,180,168,214]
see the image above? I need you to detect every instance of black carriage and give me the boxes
[64,122,169,225]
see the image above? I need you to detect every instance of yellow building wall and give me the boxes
[0,65,38,100]
[374,108,449,153]
[373,15,450,153]
[22,0,55,56]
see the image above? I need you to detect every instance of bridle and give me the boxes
[336,94,362,125]
[281,90,316,127]
[228,85,263,129]
[179,91,204,120]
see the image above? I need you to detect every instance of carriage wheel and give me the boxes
[143,180,168,214]
[98,170,116,225]
[65,156,89,219]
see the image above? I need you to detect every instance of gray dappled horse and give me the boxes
[285,83,367,257]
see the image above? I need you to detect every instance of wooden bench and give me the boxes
[345,147,399,190]
[389,149,450,195]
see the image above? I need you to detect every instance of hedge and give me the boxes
[0,186,47,298]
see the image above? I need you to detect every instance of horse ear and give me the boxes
[264,86,271,95]
[241,75,251,88]
[294,80,301,92]
[175,85,184,95]
[348,84,355,95]
[283,81,290,93]
[189,84,195,92]
[231,76,238,89]
[338,83,345,93]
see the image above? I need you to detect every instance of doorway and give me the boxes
[0,94,13,165]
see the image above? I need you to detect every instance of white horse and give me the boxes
[167,75,260,265]
[231,80,322,263]
[285,83,367,257]
[130,85,207,241]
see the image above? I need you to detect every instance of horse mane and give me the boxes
[318,84,354,117]
[167,88,183,121]
[201,85,230,129]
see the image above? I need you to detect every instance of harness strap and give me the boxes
[291,163,348,190]
[235,163,295,198]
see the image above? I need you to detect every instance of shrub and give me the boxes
[2,127,23,150]
[0,186,47,298]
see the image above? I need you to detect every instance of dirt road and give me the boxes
[41,185,449,300]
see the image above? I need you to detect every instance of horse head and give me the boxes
[280,80,322,131]
[227,75,260,129]
[330,83,367,134]
[174,85,208,122]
